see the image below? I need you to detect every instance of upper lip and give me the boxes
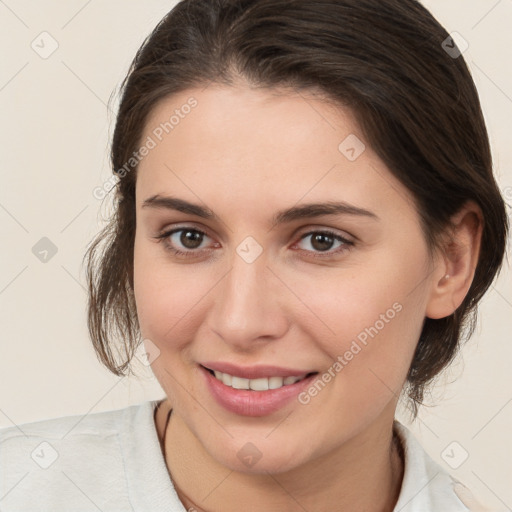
[201,361,316,379]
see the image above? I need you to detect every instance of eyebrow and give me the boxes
[141,195,379,227]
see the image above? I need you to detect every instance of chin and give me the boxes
[203,435,312,476]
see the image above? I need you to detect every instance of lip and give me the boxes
[199,364,318,417]
[201,361,315,379]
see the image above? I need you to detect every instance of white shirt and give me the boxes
[0,400,498,511]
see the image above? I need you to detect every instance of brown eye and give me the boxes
[310,233,336,251]
[155,227,213,257]
[297,231,347,252]
[294,230,354,259]
[179,229,204,249]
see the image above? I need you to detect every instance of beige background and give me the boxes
[1,0,511,508]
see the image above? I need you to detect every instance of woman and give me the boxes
[1,0,508,510]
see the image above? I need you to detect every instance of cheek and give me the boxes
[133,244,216,355]
[284,243,429,384]
[133,258,207,400]
[286,258,424,343]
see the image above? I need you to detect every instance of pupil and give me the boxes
[181,230,203,249]
[312,233,333,251]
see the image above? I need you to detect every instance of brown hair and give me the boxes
[84,0,509,419]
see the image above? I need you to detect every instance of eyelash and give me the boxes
[154,226,354,260]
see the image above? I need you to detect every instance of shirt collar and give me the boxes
[392,419,470,511]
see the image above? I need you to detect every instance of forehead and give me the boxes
[135,84,413,220]
[140,84,356,160]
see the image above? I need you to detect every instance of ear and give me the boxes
[425,201,483,320]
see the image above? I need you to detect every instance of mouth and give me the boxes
[199,363,320,417]
[201,365,318,391]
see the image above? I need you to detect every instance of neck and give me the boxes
[158,401,404,512]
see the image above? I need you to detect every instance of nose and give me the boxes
[207,247,290,351]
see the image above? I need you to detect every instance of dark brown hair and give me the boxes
[84,0,509,419]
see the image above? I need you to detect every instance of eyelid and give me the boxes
[294,225,355,243]
[289,230,354,259]
[157,224,354,244]
[156,222,215,241]
[155,225,216,248]
[155,223,356,258]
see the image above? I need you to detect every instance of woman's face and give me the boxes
[133,84,441,473]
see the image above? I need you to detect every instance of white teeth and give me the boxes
[283,376,302,385]
[268,376,284,389]
[231,376,250,390]
[249,378,269,391]
[210,369,308,390]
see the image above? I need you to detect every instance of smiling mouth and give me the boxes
[202,366,318,391]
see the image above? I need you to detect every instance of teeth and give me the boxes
[231,376,250,390]
[269,376,284,389]
[210,369,308,390]
[249,378,269,391]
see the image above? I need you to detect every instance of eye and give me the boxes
[154,227,216,258]
[293,230,353,258]
[154,226,354,260]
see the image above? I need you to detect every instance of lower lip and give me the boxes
[200,365,318,417]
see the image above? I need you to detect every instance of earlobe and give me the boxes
[425,202,483,320]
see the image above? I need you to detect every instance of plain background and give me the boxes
[1,0,511,508]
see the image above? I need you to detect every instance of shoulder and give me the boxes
[393,420,503,512]
[451,480,504,512]
[0,399,156,447]
[0,399,161,458]
[0,400,163,511]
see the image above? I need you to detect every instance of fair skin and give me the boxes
[133,83,482,512]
